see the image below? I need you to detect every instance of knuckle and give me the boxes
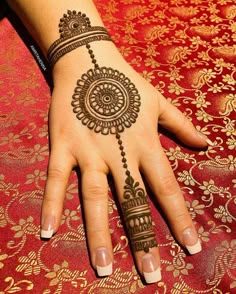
[87,227,110,245]
[47,167,66,182]
[158,175,180,196]
[174,116,187,134]
[89,227,109,236]
[179,114,192,132]
[82,158,108,173]
[83,170,108,200]
[172,210,190,224]
[85,183,107,199]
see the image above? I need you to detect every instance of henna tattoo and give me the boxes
[122,175,157,252]
[47,11,157,253]
[71,67,141,135]
[116,134,157,252]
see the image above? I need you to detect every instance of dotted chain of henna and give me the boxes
[47,10,157,253]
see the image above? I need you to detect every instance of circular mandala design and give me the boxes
[72,67,141,135]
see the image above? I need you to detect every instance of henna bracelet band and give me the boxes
[47,10,112,67]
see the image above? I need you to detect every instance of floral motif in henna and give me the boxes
[47,10,157,253]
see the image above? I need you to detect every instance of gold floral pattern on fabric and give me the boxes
[0,0,235,292]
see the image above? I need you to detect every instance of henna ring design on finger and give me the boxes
[47,10,157,253]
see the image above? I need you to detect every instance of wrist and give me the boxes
[43,9,123,81]
[7,1,107,55]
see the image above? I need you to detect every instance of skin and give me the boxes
[7,0,208,281]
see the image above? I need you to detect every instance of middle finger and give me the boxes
[108,133,162,283]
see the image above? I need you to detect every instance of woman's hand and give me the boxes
[40,41,209,283]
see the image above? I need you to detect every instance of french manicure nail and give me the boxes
[41,229,53,238]
[197,131,214,146]
[183,228,202,254]
[142,253,161,283]
[95,247,112,277]
[40,216,54,239]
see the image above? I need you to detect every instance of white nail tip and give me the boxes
[41,229,53,239]
[186,239,202,255]
[144,267,161,284]
[96,262,112,277]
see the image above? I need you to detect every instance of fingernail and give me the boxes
[197,132,214,146]
[95,247,112,277]
[40,216,54,239]
[183,228,202,254]
[142,253,161,283]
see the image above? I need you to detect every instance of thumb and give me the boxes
[158,95,213,148]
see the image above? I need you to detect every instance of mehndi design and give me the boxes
[47,10,157,253]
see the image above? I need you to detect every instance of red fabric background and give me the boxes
[0,0,235,293]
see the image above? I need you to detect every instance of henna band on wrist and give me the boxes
[47,10,112,67]
[47,10,157,253]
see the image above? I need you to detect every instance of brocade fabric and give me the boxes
[0,0,235,293]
